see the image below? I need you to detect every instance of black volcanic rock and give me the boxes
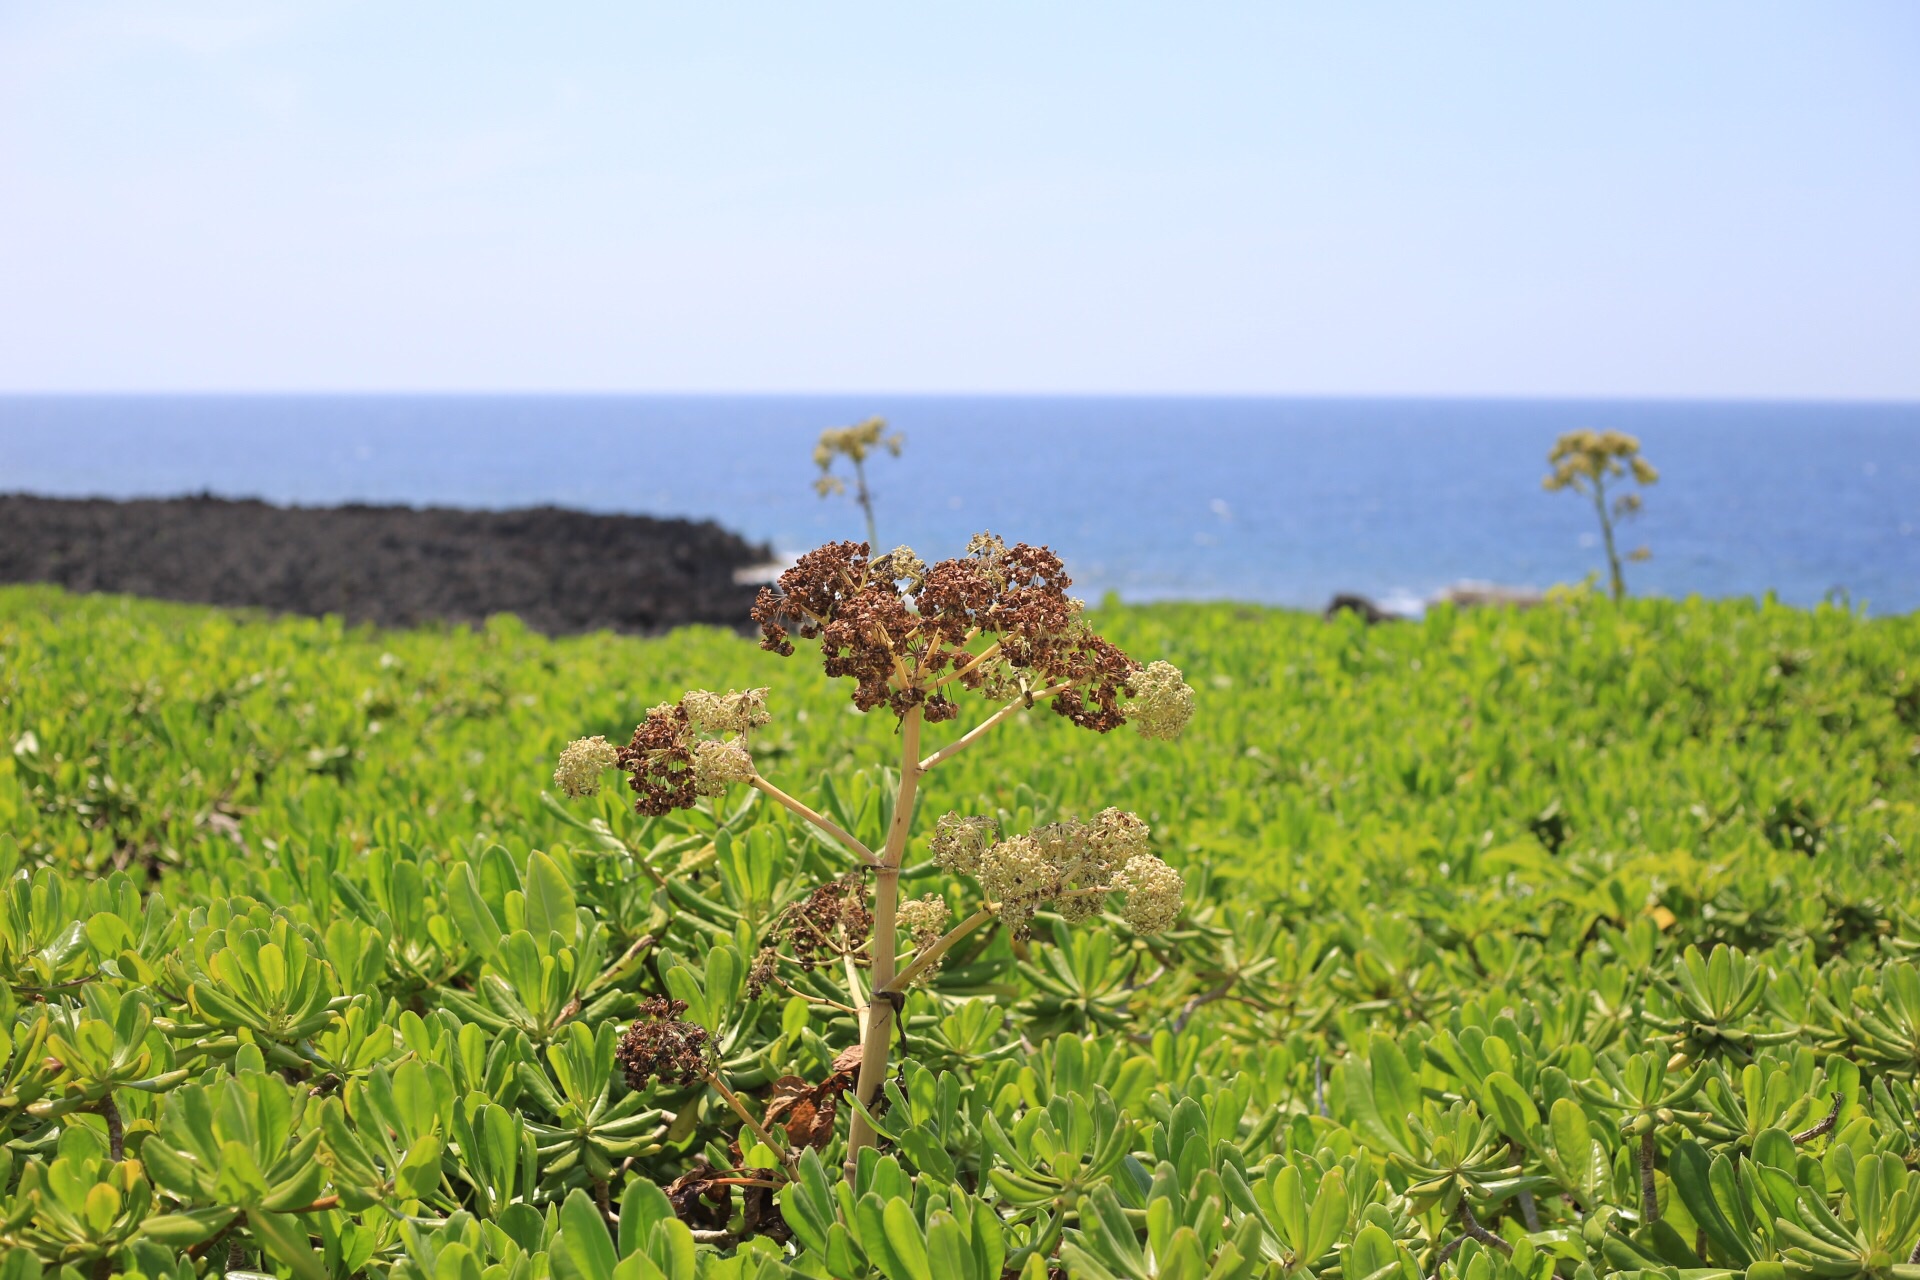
[0,493,772,635]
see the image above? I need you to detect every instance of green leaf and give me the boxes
[526,850,578,946]
[968,1197,1006,1280]
[619,1177,676,1257]
[137,1208,238,1248]
[244,1207,330,1280]
[1484,1071,1540,1142]
[1669,1141,1755,1267]
[448,863,504,965]
[926,1212,971,1280]
[395,1134,445,1202]
[1343,1224,1406,1280]
[1306,1168,1349,1262]
[554,1186,619,1280]
[663,965,709,1032]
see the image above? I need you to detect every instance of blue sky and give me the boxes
[1,3,1915,397]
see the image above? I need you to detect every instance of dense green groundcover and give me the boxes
[3,583,1920,1280]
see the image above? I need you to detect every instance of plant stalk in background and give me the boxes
[814,417,904,548]
[1544,429,1659,602]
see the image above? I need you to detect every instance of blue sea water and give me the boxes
[0,395,1915,614]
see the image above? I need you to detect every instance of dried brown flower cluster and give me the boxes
[748,874,874,997]
[932,807,1181,936]
[590,688,767,817]
[751,533,1193,735]
[616,996,713,1090]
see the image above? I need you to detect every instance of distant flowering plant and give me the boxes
[556,531,1194,1178]
[812,416,904,548]
[1544,429,1659,602]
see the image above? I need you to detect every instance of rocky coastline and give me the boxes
[0,493,771,635]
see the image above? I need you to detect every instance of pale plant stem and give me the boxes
[886,885,1108,996]
[931,641,1005,691]
[845,706,923,1175]
[1592,476,1624,602]
[855,458,876,549]
[772,975,860,1015]
[750,775,879,866]
[884,908,996,995]
[918,685,1069,772]
[705,1070,783,1158]
[843,953,869,1037]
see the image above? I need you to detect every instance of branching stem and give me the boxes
[1792,1092,1844,1145]
[1639,1129,1660,1224]
[1458,1200,1511,1254]
[845,706,923,1174]
[771,975,861,1015]
[704,1069,784,1159]
[97,1094,124,1161]
[931,641,1005,691]
[918,685,1069,773]
[1592,477,1624,603]
[750,775,879,866]
[854,457,876,550]
[884,907,997,995]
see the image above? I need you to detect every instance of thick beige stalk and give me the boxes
[844,706,922,1176]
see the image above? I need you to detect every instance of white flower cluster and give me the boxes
[553,735,619,798]
[932,807,1182,936]
[683,687,772,736]
[1112,854,1183,935]
[692,737,756,795]
[1128,661,1195,741]
[929,814,1000,876]
[895,893,950,983]
[682,687,771,794]
[870,545,927,589]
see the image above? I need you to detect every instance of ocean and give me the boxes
[1,395,1915,615]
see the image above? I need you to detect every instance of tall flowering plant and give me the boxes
[1544,429,1659,602]
[557,533,1194,1176]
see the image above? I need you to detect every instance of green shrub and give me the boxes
[1,577,1918,1279]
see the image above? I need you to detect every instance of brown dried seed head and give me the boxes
[746,947,779,1000]
[776,875,872,969]
[615,703,697,817]
[616,997,713,1090]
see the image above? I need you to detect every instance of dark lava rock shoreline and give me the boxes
[0,493,772,635]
